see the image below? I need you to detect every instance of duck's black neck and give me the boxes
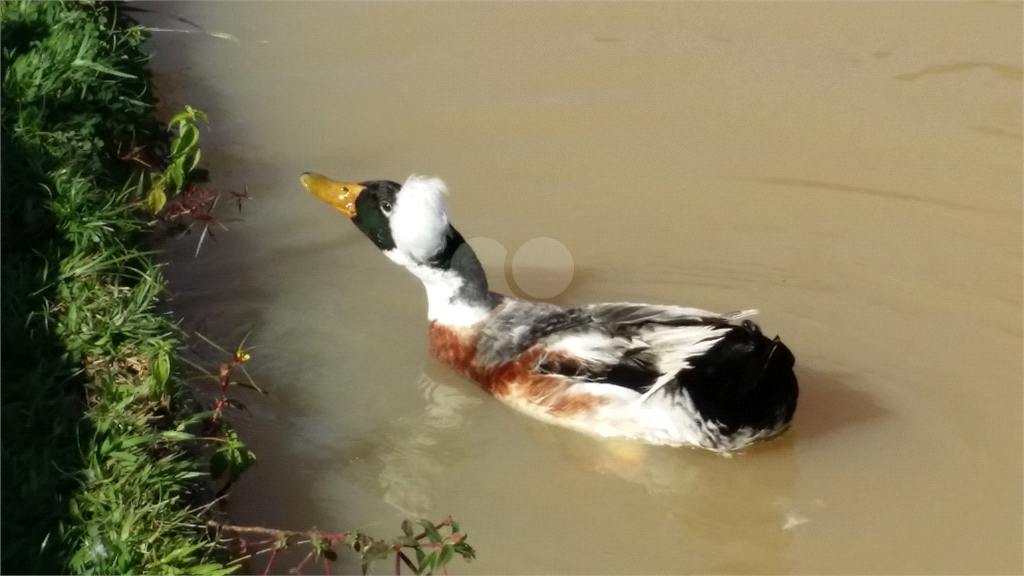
[427,227,493,308]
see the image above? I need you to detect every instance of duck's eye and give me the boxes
[380,200,393,215]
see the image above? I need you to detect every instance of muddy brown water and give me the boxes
[137,2,1022,573]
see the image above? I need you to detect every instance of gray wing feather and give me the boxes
[475,300,749,368]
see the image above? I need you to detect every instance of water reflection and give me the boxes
[355,365,803,573]
[539,426,799,573]
[375,373,485,516]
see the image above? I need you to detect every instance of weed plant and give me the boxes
[1,2,229,573]
[2,3,477,574]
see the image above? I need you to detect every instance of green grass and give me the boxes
[1,2,231,573]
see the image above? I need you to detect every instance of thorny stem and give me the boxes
[209,520,348,543]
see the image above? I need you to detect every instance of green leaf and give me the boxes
[72,58,137,78]
[188,105,209,123]
[167,109,191,128]
[171,124,198,158]
[421,552,438,575]
[160,430,194,442]
[394,536,418,547]
[168,113,186,127]
[421,524,442,544]
[119,435,151,449]
[401,519,414,537]
[212,436,257,481]
[449,519,460,533]
[167,163,184,192]
[146,184,166,213]
[363,541,392,562]
[135,171,147,200]
[452,541,476,560]
[436,545,454,569]
[177,411,216,430]
[189,146,202,172]
[191,563,236,575]
[108,451,139,464]
[152,350,170,387]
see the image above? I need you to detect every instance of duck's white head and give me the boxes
[301,172,495,324]
[300,173,452,263]
[387,175,452,264]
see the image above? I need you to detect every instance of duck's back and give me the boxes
[434,298,798,450]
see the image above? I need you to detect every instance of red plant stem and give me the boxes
[209,360,238,422]
[324,558,333,575]
[294,550,314,574]
[396,551,401,575]
[263,549,278,576]
[397,552,418,574]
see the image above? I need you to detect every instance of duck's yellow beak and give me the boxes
[300,173,364,218]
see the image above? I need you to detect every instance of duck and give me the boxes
[300,173,798,452]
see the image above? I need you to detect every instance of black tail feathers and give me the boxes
[680,320,799,436]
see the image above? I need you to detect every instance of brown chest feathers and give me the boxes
[428,321,607,417]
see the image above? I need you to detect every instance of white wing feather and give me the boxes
[536,303,742,402]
